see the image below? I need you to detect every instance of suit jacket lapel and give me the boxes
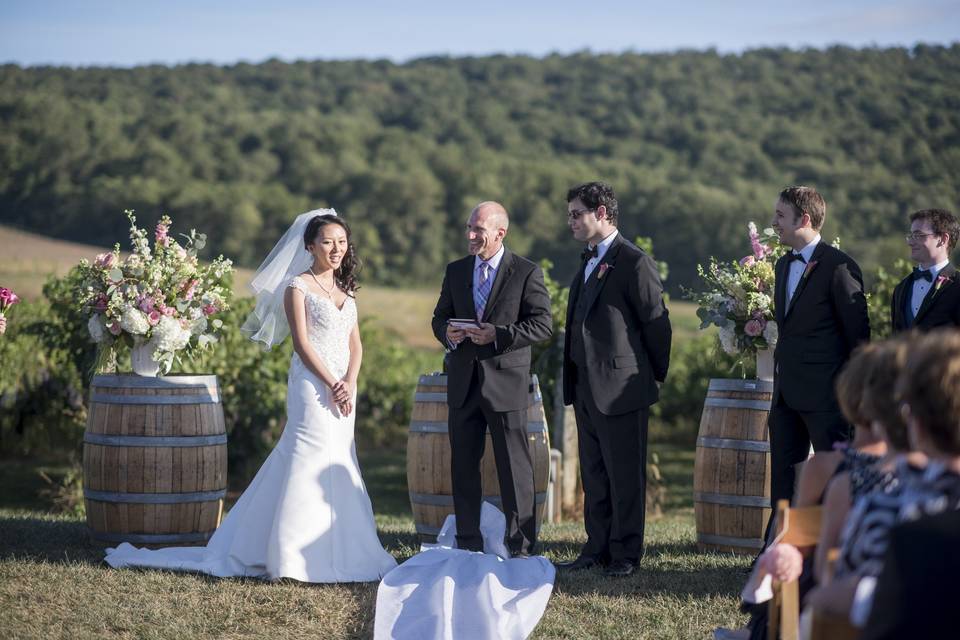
[581,235,625,316]
[785,243,826,319]
[481,249,514,322]
[892,274,910,330]
[914,264,957,324]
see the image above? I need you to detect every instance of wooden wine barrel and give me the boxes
[694,378,772,554]
[83,374,228,546]
[407,373,551,542]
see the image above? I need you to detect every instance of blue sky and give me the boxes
[2,0,959,67]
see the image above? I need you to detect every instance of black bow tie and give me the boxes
[786,252,806,264]
[912,268,933,282]
[581,246,598,262]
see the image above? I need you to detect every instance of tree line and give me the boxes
[2,45,958,291]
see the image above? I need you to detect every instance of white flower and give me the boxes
[718,325,738,355]
[763,321,778,346]
[152,315,191,353]
[120,306,151,335]
[88,315,107,343]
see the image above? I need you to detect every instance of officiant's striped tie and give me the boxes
[475,261,492,320]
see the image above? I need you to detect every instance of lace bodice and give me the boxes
[288,276,356,378]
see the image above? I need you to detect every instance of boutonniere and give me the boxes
[597,263,613,280]
[935,274,952,291]
[801,260,819,278]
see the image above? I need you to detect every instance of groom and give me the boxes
[431,201,553,557]
[559,182,671,577]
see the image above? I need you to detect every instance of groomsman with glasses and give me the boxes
[891,208,960,333]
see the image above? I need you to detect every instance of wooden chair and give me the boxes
[767,499,823,640]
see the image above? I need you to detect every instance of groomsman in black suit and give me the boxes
[557,182,672,577]
[891,208,960,333]
[431,201,553,557]
[768,186,869,518]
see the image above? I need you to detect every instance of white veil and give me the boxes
[241,208,337,349]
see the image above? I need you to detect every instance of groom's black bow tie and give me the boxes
[581,246,598,262]
[912,268,933,282]
[786,252,806,264]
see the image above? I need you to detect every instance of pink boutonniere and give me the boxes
[802,260,818,278]
[935,274,952,291]
[597,263,613,279]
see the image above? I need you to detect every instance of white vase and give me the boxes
[131,342,160,377]
[756,348,774,382]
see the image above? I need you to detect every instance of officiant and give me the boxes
[431,201,553,557]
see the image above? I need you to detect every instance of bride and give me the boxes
[105,210,397,582]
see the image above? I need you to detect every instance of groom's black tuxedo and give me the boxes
[562,232,671,565]
[432,248,552,554]
[769,241,869,516]
[890,264,960,333]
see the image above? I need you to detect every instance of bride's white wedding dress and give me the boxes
[105,276,397,582]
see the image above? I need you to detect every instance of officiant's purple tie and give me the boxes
[475,262,492,320]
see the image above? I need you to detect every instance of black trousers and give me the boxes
[573,377,649,564]
[448,376,536,554]
[766,394,850,537]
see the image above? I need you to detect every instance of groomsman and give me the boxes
[769,186,869,517]
[891,208,960,333]
[557,182,671,577]
[431,201,553,557]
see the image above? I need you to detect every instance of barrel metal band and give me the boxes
[88,529,214,544]
[84,489,226,504]
[707,378,773,393]
[410,492,547,506]
[409,421,546,435]
[91,392,220,405]
[697,437,770,452]
[92,375,218,390]
[697,533,765,550]
[83,433,227,447]
[694,492,771,508]
[703,398,771,411]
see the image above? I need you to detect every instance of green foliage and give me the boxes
[866,258,911,340]
[3,47,958,293]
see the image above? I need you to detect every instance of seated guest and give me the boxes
[859,510,960,639]
[813,338,909,583]
[804,329,960,628]
[716,345,892,640]
[891,208,960,332]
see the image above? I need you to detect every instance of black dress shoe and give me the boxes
[510,550,532,559]
[555,555,601,571]
[605,559,636,577]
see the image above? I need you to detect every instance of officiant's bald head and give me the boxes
[467,201,509,259]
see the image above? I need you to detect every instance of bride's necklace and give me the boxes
[308,267,336,298]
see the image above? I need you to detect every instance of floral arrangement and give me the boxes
[77,210,233,373]
[690,222,786,357]
[0,286,20,317]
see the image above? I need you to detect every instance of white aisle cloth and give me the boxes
[374,503,555,640]
[104,277,397,582]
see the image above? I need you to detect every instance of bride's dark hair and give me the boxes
[303,214,361,295]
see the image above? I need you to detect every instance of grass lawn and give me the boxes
[0,447,750,639]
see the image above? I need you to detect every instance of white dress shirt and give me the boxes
[910,259,950,317]
[584,229,619,282]
[786,235,821,309]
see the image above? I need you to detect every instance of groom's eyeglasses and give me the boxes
[905,232,937,242]
[567,208,595,221]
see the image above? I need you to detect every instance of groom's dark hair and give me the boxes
[567,182,619,225]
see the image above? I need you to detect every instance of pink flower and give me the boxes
[147,310,161,326]
[935,274,951,291]
[597,263,613,279]
[802,260,819,278]
[93,252,116,269]
[0,287,20,308]
[162,305,176,317]
[203,303,217,316]
[739,255,756,267]
[155,223,170,247]
[182,279,198,301]
[108,321,122,336]
[744,318,765,337]
[138,297,154,313]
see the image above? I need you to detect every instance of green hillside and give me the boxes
[2,45,958,290]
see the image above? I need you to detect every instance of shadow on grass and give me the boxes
[0,514,105,565]
[553,564,743,599]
